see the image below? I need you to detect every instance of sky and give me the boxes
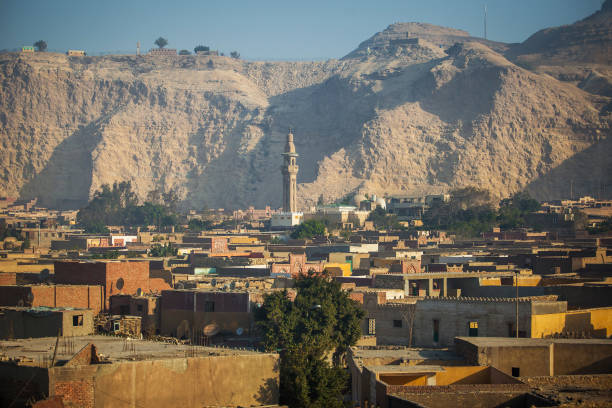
[0,0,604,60]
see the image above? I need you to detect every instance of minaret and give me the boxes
[281,129,299,212]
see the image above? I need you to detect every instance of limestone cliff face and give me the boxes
[0,6,611,210]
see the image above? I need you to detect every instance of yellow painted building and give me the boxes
[531,307,612,338]
[323,262,352,277]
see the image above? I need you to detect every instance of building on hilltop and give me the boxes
[148,48,177,56]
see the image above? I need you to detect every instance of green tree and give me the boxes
[154,37,168,49]
[255,274,364,407]
[497,192,541,229]
[230,51,240,59]
[194,45,210,53]
[588,216,612,235]
[179,49,191,55]
[34,40,47,52]
[77,182,180,232]
[367,206,399,230]
[188,218,213,232]
[291,220,326,239]
[149,243,178,257]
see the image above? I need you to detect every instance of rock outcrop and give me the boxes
[0,4,610,210]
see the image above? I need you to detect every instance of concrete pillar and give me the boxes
[428,279,433,296]
[443,277,448,297]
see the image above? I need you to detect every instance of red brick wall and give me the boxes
[54,262,106,286]
[106,262,150,302]
[0,273,16,285]
[149,278,171,292]
[55,261,150,309]
[0,286,33,306]
[53,378,94,408]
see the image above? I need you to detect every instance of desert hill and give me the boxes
[0,3,610,210]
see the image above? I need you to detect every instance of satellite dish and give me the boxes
[230,281,236,290]
[236,327,244,336]
[211,279,217,287]
[136,288,143,296]
[40,269,50,281]
[245,281,250,288]
[222,285,229,291]
[203,323,220,337]
[175,282,185,290]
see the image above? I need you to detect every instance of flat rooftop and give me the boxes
[351,347,463,363]
[456,337,612,347]
[0,335,267,366]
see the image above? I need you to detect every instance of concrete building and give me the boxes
[362,296,571,347]
[160,289,254,339]
[347,346,542,408]
[0,335,280,407]
[54,260,150,309]
[0,307,94,339]
[455,337,612,377]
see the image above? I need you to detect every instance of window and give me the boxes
[368,318,376,335]
[137,304,143,312]
[112,321,120,332]
[204,301,215,312]
[468,321,478,337]
[119,305,129,315]
[511,367,520,377]
[393,319,403,328]
[73,315,83,327]
[116,278,124,290]
[433,319,439,343]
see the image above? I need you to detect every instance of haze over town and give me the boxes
[0,1,611,407]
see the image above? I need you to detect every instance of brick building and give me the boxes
[54,261,150,309]
[270,253,324,278]
[0,285,104,314]
[160,289,253,338]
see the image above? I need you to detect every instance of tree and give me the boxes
[179,49,191,55]
[207,59,214,69]
[33,40,47,52]
[154,37,168,49]
[194,45,210,53]
[290,220,326,239]
[230,51,240,59]
[149,243,178,257]
[255,274,364,407]
[367,206,399,230]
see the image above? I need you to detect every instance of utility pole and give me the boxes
[515,271,519,338]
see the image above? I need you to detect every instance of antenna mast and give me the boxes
[484,4,488,40]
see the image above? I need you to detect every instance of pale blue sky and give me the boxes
[0,0,604,60]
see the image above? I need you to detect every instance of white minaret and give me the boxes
[281,129,299,212]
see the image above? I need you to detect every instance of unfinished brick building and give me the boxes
[0,285,104,314]
[54,261,150,309]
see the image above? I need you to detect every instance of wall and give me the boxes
[531,307,612,338]
[0,285,104,314]
[452,279,612,309]
[48,353,279,408]
[0,309,93,338]
[0,272,16,285]
[0,364,49,407]
[365,299,534,347]
[55,261,150,309]
[552,342,612,375]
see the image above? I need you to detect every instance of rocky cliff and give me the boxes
[0,4,610,210]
